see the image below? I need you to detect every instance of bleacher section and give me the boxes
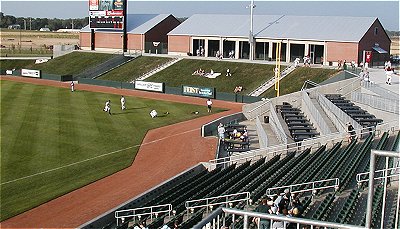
[325,94,383,128]
[81,130,400,229]
[276,102,320,142]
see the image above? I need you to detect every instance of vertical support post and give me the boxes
[366,152,376,228]
[243,214,248,229]
[91,29,95,50]
[122,0,127,52]
[381,157,389,229]
[248,0,255,61]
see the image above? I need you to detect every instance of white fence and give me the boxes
[245,99,270,121]
[269,102,288,144]
[351,92,399,114]
[317,92,362,134]
[302,90,331,135]
[114,204,172,226]
[266,178,339,196]
[255,116,268,148]
[362,82,400,100]
[185,192,250,215]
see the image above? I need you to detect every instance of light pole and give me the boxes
[23,19,26,30]
[247,0,256,61]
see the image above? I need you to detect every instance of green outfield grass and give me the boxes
[99,56,172,82]
[262,67,339,98]
[0,80,224,221]
[146,59,276,95]
[0,59,36,70]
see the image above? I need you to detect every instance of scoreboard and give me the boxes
[89,0,125,30]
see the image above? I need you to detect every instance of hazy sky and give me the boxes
[1,1,399,31]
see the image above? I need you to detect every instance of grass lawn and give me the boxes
[262,67,339,98]
[31,52,114,76]
[0,59,36,70]
[99,56,172,82]
[147,59,276,95]
[0,80,224,221]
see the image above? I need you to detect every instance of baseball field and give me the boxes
[0,80,224,221]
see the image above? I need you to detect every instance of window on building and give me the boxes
[374,27,378,36]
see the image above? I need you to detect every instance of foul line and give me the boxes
[1,128,199,186]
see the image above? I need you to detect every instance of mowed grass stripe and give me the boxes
[5,85,46,180]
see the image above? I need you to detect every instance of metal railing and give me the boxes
[185,192,250,215]
[134,57,181,81]
[269,102,288,144]
[193,207,364,229]
[255,116,268,148]
[114,204,172,226]
[356,166,400,184]
[351,92,399,114]
[333,75,361,97]
[301,90,331,135]
[266,178,339,196]
[207,121,398,170]
[245,99,270,121]
[362,81,400,100]
[317,92,362,134]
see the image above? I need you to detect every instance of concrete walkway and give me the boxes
[367,68,399,95]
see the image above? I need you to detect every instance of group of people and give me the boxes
[102,95,126,115]
[195,46,205,57]
[359,69,370,85]
[303,56,311,67]
[192,68,206,76]
[234,85,243,93]
[215,51,223,60]
[253,189,303,229]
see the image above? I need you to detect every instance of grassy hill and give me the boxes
[98,56,172,82]
[0,51,113,76]
[147,59,276,95]
[262,67,339,98]
[0,80,224,221]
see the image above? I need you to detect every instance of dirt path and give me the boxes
[0,76,243,228]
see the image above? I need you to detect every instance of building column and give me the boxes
[268,41,273,60]
[235,40,240,59]
[220,38,224,55]
[204,38,209,57]
[286,40,290,63]
[304,42,309,57]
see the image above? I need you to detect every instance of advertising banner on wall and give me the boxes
[89,0,125,29]
[182,85,215,98]
[135,81,164,92]
[21,69,41,78]
[365,51,372,63]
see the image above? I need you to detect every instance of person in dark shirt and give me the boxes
[254,198,271,229]
[347,122,356,142]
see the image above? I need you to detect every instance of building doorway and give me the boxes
[290,44,305,62]
[223,40,236,58]
[272,43,287,61]
[193,39,205,56]
[255,42,269,60]
[208,40,220,57]
[239,41,250,59]
[309,44,324,64]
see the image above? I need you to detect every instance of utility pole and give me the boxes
[248,0,255,61]
[29,17,32,30]
[23,19,26,30]
[71,18,74,29]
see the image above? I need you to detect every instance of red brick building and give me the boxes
[80,14,180,54]
[168,14,391,66]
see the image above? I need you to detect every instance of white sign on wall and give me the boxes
[134,81,164,92]
[21,69,41,78]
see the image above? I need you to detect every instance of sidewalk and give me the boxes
[367,68,399,95]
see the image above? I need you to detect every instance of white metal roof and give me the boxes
[168,14,378,42]
[81,14,172,34]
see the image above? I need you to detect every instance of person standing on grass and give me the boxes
[120,95,126,110]
[104,100,111,115]
[70,81,75,92]
[207,98,213,113]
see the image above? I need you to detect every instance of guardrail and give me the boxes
[193,207,364,229]
[266,178,339,196]
[356,166,400,184]
[185,192,250,215]
[114,204,172,226]
[351,92,399,114]
[245,99,270,121]
[269,102,288,144]
[207,121,398,170]
[362,81,399,100]
[302,90,331,135]
[255,116,268,148]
